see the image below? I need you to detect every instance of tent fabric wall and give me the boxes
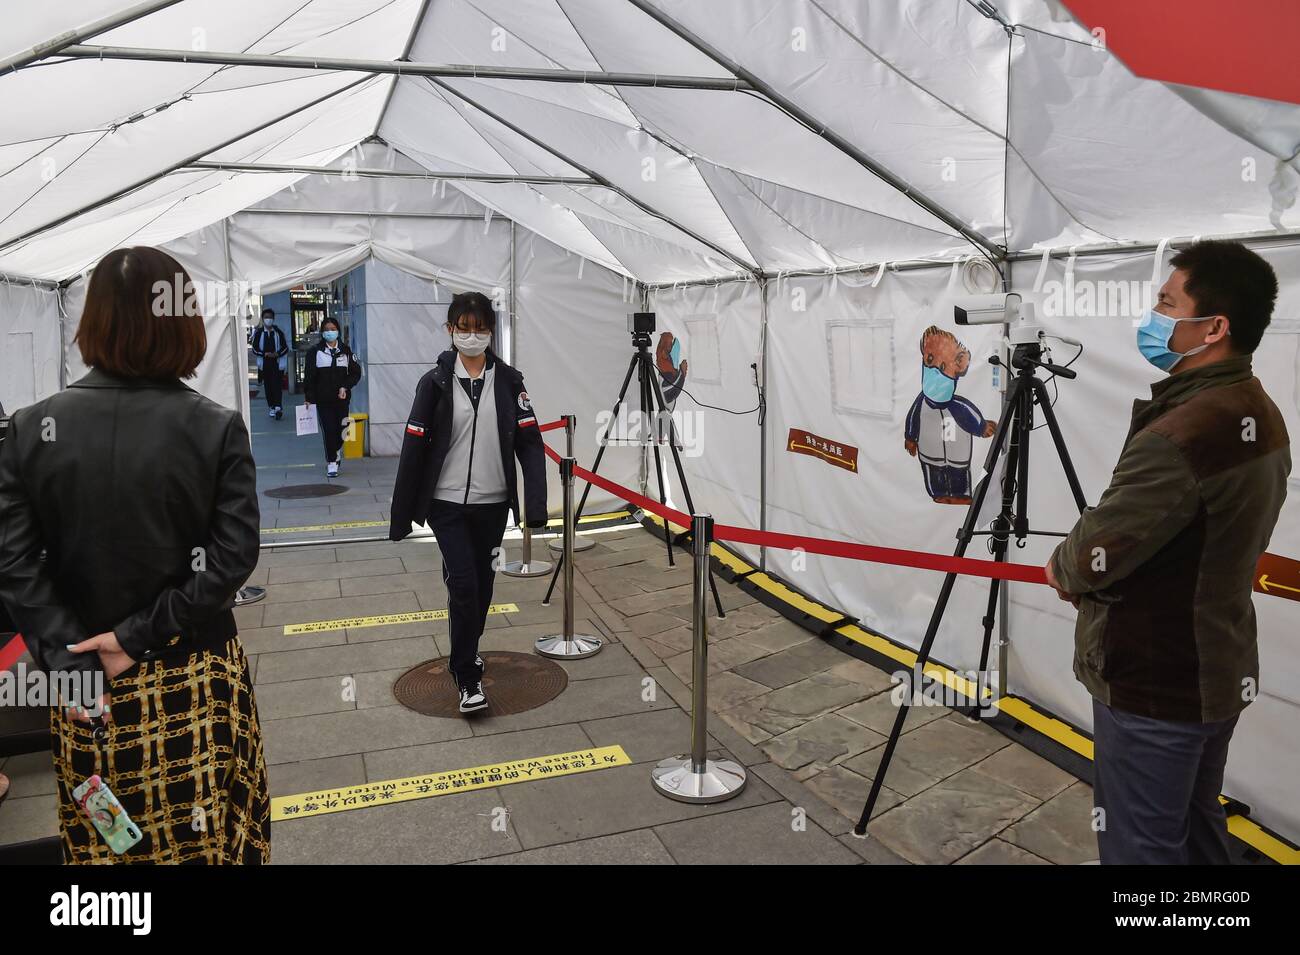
[361,257,505,458]
[512,228,640,520]
[647,278,766,543]
[0,280,62,409]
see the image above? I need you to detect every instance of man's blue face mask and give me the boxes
[922,364,957,403]
[669,338,681,367]
[1135,308,1214,372]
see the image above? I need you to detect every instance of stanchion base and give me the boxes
[534,634,603,659]
[651,755,747,804]
[501,559,553,578]
[548,536,596,553]
[235,586,267,605]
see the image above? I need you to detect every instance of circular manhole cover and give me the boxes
[393,651,568,717]
[264,483,349,499]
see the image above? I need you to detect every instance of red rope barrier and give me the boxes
[0,633,27,671]
[543,439,1048,586]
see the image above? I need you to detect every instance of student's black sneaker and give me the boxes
[458,681,488,714]
[275,408,283,420]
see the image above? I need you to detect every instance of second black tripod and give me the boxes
[544,313,725,619]
[854,332,1087,835]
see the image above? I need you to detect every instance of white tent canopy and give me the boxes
[2,0,1299,848]
[3,0,1298,284]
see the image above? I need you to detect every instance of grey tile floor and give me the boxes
[0,390,1099,864]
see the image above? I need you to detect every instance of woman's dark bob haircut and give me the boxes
[75,246,207,379]
[446,291,497,333]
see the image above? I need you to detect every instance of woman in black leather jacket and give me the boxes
[0,246,268,864]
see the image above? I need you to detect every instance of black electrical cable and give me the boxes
[677,386,761,416]
[1030,337,1084,430]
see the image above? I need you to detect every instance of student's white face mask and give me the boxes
[453,331,491,356]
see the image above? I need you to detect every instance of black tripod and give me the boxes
[544,322,725,618]
[854,335,1087,835]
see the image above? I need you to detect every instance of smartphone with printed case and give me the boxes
[71,774,143,854]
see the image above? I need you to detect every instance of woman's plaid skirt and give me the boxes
[51,636,270,864]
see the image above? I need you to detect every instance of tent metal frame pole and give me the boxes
[642,225,1300,290]
[239,209,507,221]
[1,0,186,73]
[758,276,770,573]
[509,219,517,367]
[222,216,249,424]
[624,0,1005,267]
[60,44,755,92]
[1005,227,1300,261]
[186,161,594,185]
[56,285,68,391]
[372,0,437,138]
[0,272,61,289]
[427,78,762,278]
[0,74,378,255]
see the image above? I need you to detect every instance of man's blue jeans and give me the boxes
[1092,698,1239,864]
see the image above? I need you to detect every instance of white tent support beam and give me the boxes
[1006,228,1300,261]
[427,78,762,278]
[0,74,377,256]
[625,0,1006,267]
[641,226,1300,291]
[59,44,755,91]
[187,161,594,185]
[1,0,185,73]
[0,271,60,289]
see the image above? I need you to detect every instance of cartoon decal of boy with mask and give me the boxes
[904,325,995,505]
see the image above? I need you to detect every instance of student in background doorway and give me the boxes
[303,317,361,477]
[251,308,289,419]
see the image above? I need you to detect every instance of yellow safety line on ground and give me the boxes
[539,509,634,528]
[271,745,632,821]
[648,517,1295,865]
[262,519,388,534]
[283,603,518,635]
[257,463,315,470]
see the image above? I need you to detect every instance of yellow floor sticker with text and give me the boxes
[272,745,631,821]
[283,603,519,634]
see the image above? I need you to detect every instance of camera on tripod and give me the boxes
[954,292,1045,347]
[627,311,655,345]
[953,292,1080,376]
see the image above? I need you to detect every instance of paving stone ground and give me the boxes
[0,394,1100,864]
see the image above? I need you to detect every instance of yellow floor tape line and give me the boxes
[272,745,631,821]
[262,519,388,534]
[284,603,518,634]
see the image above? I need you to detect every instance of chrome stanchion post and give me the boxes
[652,513,747,803]
[502,491,552,579]
[235,586,266,605]
[549,413,595,553]
[535,455,602,659]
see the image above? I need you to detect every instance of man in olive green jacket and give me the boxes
[1046,240,1290,865]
